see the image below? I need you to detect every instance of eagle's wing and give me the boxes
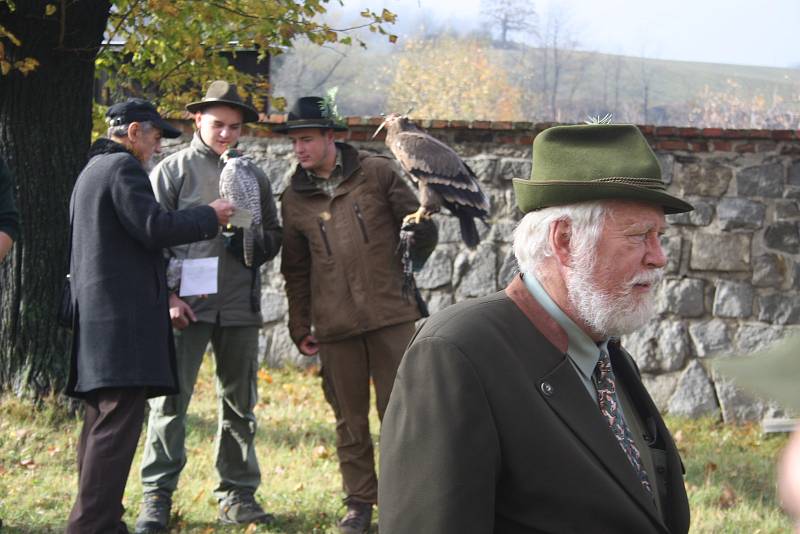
[391,131,489,219]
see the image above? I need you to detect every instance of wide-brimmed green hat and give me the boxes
[712,336,800,411]
[186,80,259,123]
[513,124,693,214]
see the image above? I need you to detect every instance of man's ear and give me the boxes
[127,121,141,142]
[549,218,573,267]
[194,112,203,129]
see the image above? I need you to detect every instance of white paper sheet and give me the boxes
[179,257,218,297]
[229,207,252,228]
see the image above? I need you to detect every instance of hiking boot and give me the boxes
[218,492,275,525]
[338,502,373,534]
[134,489,172,533]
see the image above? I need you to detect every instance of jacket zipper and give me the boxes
[353,203,369,243]
[318,218,333,256]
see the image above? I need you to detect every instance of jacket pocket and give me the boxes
[353,202,369,243]
[317,218,333,256]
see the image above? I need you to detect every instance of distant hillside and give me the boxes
[270,36,800,128]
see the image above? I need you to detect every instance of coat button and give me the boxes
[540,381,554,396]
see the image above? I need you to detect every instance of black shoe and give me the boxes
[218,492,275,525]
[134,489,172,533]
[338,502,373,534]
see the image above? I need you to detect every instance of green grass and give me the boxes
[0,359,794,533]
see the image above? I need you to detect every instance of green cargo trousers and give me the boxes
[139,322,261,499]
[318,320,416,505]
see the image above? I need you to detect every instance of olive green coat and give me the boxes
[150,134,282,325]
[379,275,690,534]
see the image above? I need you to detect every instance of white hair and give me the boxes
[512,201,609,279]
[107,120,154,139]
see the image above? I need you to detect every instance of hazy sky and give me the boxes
[366,0,799,69]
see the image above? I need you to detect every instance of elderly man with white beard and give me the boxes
[379,123,693,534]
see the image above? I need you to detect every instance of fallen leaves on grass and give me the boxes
[313,445,331,460]
[258,369,273,384]
[19,458,36,469]
[718,485,738,509]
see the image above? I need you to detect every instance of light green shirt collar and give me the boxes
[522,270,610,393]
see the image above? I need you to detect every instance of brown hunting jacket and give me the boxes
[281,142,435,346]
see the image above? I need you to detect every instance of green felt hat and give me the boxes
[513,124,693,214]
[712,336,800,412]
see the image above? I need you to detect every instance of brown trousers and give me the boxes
[66,387,147,534]
[318,321,416,505]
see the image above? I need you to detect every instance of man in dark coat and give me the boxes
[379,124,693,534]
[65,98,234,534]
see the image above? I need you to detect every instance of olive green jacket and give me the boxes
[280,142,435,345]
[150,134,282,326]
[379,275,690,534]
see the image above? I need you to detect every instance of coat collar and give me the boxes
[190,132,222,162]
[505,273,568,353]
[290,142,366,195]
[504,273,669,532]
[87,138,134,159]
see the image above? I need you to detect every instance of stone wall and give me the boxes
[164,118,800,423]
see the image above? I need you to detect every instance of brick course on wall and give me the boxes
[163,117,800,424]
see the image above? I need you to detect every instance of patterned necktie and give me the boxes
[593,350,653,497]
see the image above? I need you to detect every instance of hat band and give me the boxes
[591,177,666,191]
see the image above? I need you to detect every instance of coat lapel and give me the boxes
[505,275,668,532]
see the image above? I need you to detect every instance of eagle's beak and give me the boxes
[372,121,387,139]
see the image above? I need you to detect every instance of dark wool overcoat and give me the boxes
[65,139,218,398]
[379,275,691,534]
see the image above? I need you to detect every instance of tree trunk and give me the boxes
[0,1,110,396]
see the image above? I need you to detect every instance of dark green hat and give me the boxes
[513,124,693,214]
[186,80,259,123]
[712,336,800,411]
[272,96,348,134]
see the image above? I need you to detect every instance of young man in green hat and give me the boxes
[276,96,437,534]
[135,81,282,532]
[379,123,692,533]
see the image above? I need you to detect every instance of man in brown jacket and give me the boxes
[276,96,437,534]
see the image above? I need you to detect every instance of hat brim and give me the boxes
[512,179,694,214]
[185,99,259,123]
[150,117,182,139]
[711,336,800,411]
[272,119,349,134]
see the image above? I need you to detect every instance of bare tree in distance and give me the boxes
[534,6,588,121]
[480,0,537,47]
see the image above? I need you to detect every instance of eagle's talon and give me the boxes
[403,207,427,227]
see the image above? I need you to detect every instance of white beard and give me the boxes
[566,259,663,338]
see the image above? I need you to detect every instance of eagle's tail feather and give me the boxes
[459,216,480,249]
